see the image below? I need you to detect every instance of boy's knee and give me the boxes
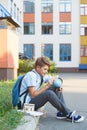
[46,90,55,98]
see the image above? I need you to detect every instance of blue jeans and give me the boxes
[29,86,71,115]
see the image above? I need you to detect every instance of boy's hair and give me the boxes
[35,57,50,68]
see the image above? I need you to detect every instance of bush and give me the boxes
[18,59,35,74]
[48,59,57,73]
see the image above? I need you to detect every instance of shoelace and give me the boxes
[69,110,78,123]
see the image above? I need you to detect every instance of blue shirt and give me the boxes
[20,69,52,105]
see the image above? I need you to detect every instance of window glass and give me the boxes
[80,7,84,15]
[24,23,35,34]
[24,44,34,59]
[80,6,87,15]
[80,27,84,35]
[80,26,87,36]
[59,23,71,34]
[59,0,71,12]
[86,47,87,56]
[85,7,87,15]
[24,0,35,13]
[80,46,87,56]
[59,44,71,61]
[41,0,53,13]
[14,4,16,19]
[42,44,53,60]
[42,23,53,34]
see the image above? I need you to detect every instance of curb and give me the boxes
[14,105,46,130]
[14,114,40,130]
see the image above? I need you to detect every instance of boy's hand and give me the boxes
[47,78,54,86]
[56,87,63,92]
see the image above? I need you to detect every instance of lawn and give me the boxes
[0,80,23,130]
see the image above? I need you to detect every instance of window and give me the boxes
[24,0,35,13]
[43,44,53,60]
[80,26,87,36]
[80,6,87,16]
[10,0,12,15]
[17,8,19,22]
[80,46,87,56]
[0,9,5,17]
[59,0,71,12]
[42,23,53,34]
[19,11,22,23]
[24,44,34,59]
[41,0,53,13]
[0,21,7,29]
[24,23,35,34]
[59,23,71,34]
[60,44,71,61]
[14,3,16,19]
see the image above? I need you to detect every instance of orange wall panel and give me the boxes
[24,13,35,22]
[42,13,53,22]
[60,12,71,22]
[0,29,8,67]
[0,29,18,68]
[7,29,18,68]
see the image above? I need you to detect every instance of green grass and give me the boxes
[0,80,23,130]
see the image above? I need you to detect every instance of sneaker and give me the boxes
[56,112,66,119]
[67,111,84,123]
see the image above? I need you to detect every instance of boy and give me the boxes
[20,56,84,123]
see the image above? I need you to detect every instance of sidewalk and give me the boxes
[36,73,87,130]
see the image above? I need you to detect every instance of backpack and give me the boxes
[12,75,27,108]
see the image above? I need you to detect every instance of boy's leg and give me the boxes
[30,89,71,115]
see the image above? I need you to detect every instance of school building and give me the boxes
[20,0,87,72]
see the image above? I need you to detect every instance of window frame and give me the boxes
[80,46,87,57]
[80,26,87,36]
[59,22,71,35]
[42,43,53,60]
[80,6,87,16]
[42,22,53,34]
[24,22,35,35]
[24,44,34,59]
[24,0,35,13]
[41,0,53,13]
[59,44,71,61]
[59,0,72,12]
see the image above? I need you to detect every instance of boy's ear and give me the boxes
[36,65,41,70]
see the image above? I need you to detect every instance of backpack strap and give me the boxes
[18,75,25,96]
[40,76,43,86]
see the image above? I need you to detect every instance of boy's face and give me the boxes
[36,65,49,76]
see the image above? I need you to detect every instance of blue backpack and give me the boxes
[12,75,26,108]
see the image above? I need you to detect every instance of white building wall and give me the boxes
[72,0,80,67]
[21,0,80,68]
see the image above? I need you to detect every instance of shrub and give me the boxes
[18,59,35,74]
[18,57,57,74]
[48,59,57,73]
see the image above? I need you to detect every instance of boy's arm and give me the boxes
[29,78,54,97]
